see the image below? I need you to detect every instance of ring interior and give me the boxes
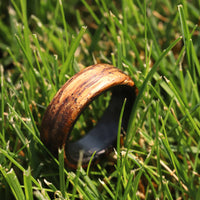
[65,85,136,166]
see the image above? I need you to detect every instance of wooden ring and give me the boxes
[40,64,137,169]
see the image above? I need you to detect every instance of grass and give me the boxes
[0,0,200,199]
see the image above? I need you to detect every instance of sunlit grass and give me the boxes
[0,0,200,199]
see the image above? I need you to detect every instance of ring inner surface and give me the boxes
[65,85,136,165]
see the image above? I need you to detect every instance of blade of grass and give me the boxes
[155,101,163,197]
[0,148,53,199]
[179,64,188,105]
[10,0,22,20]
[135,0,162,58]
[24,166,33,200]
[53,54,60,91]
[43,179,58,193]
[32,34,56,94]
[178,5,190,43]
[164,77,200,136]
[6,103,60,169]
[21,81,40,137]
[14,34,36,91]
[112,13,143,67]
[81,0,100,25]
[33,50,49,104]
[80,168,103,199]
[126,36,182,145]
[115,99,126,200]
[20,0,32,62]
[0,167,25,200]
[163,180,173,200]
[131,170,143,199]
[117,36,122,70]
[70,169,95,200]
[59,26,87,82]
[99,179,115,200]
[0,65,5,140]
[59,0,69,54]
[160,120,193,195]
[122,172,134,200]
[186,69,200,102]
[31,15,63,53]
[178,4,199,81]
[86,151,96,176]
[6,47,24,77]
[0,148,38,187]
[58,148,66,199]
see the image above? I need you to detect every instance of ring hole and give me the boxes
[69,91,111,142]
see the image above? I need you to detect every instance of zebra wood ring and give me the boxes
[40,64,137,169]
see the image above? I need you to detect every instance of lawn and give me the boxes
[0,0,200,199]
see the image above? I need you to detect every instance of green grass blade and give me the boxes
[165,77,200,136]
[80,168,102,199]
[163,181,173,200]
[59,26,87,82]
[99,179,115,200]
[178,5,190,43]
[112,14,143,67]
[21,81,41,137]
[20,0,32,62]
[10,0,22,20]
[86,151,96,176]
[115,99,127,199]
[178,4,198,80]
[122,172,134,200]
[81,0,100,25]
[24,167,33,200]
[126,36,182,144]
[32,34,56,93]
[59,0,69,54]
[58,148,66,199]
[0,167,25,200]
[0,65,5,140]
[131,170,143,199]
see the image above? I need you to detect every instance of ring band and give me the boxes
[40,64,137,168]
